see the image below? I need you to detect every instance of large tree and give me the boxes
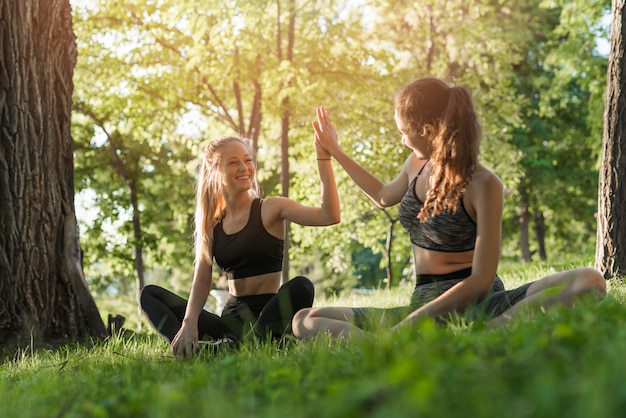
[0,0,107,350]
[596,0,626,280]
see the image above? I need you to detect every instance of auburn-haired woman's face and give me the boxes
[395,110,430,157]
[218,141,256,194]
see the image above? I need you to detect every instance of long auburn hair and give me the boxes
[395,77,481,221]
[194,136,260,265]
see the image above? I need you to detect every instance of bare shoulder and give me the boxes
[260,196,289,215]
[464,165,503,220]
[471,165,502,187]
[257,196,291,233]
[404,153,428,179]
[260,195,303,219]
[467,165,503,199]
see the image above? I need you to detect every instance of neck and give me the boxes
[223,193,254,218]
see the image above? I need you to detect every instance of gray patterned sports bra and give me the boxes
[398,163,476,252]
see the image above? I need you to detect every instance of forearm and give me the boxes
[317,159,340,224]
[331,149,386,207]
[182,266,213,326]
[182,286,210,327]
[396,279,487,328]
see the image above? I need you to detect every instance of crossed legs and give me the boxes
[487,267,606,327]
[292,267,607,339]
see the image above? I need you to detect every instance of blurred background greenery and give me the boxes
[69,0,611,323]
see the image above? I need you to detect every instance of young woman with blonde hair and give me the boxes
[141,133,340,358]
[292,77,606,339]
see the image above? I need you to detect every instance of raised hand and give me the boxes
[312,106,340,157]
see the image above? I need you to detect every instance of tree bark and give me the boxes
[381,209,398,290]
[519,186,532,263]
[596,0,626,280]
[0,0,107,350]
[130,184,145,330]
[277,0,296,283]
[534,210,547,261]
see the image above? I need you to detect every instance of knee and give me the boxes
[292,275,314,291]
[574,267,606,297]
[290,275,315,299]
[291,308,313,339]
[139,284,159,307]
[141,284,157,295]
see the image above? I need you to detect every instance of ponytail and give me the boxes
[395,78,481,221]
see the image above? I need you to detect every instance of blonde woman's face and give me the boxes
[218,141,256,193]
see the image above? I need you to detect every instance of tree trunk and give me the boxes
[596,0,626,280]
[280,107,290,284]
[385,222,394,290]
[381,209,397,290]
[0,0,107,350]
[277,0,295,283]
[519,187,532,263]
[534,210,547,261]
[130,184,145,331]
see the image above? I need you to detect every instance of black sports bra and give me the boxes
[212,199,284,279]
[398,163,476,252]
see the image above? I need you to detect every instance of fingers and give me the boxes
[313,108,335,138]
[312,106,337,156]
[171,336,198,360]
[316,106,331,131]
[174,342,194,360]
[312,121,323,139]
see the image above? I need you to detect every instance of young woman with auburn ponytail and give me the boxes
[292,77,606,339]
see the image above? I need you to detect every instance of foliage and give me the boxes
[71,0,391,294]
[72,0,201,294]
[2,263,625,418]
[70,0,610,297]
[499,0,610,259]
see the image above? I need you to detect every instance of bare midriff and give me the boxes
[227,271,281,296]
[413,246,473,276]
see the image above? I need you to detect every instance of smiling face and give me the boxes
[218,141,256,195]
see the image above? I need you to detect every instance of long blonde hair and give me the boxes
[395,77,481,221]
[194,136,260,265]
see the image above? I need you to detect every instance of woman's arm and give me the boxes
[269,160,340,227]
[266,110,341,227]
[313,106,409,208]
[171,257,213,359]
[393,171,504,327]
[307,122,342,225]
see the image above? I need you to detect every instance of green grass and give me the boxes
[2,259,626,418]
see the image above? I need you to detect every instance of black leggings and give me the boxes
[140,275,314,343]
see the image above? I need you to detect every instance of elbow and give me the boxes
[466,275,497,301]
[478,276,496,296]
[376,196,394,208]
[332,206,341,224]
[328,212,341,225]
[320,205,340,225]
